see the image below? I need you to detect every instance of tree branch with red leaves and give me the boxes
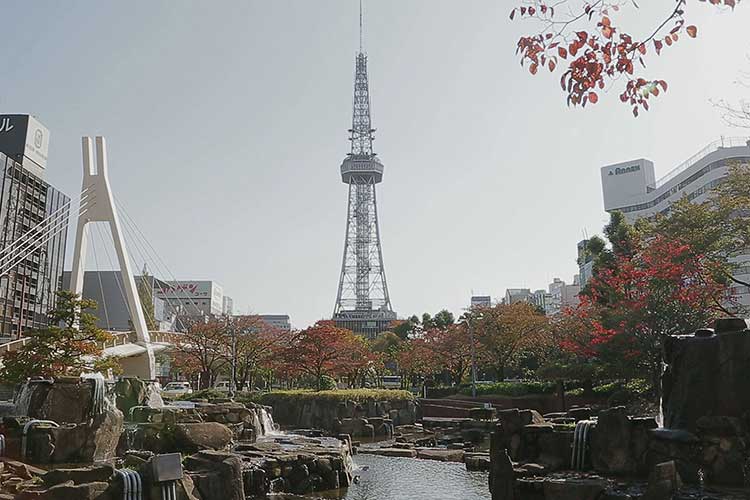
[511,0,740,116]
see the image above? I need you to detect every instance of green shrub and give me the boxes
[319,376,337,391]
[248,388,415,407]
[178,389,225,400]
[458,381,556,397]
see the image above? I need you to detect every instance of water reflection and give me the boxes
[271,454,490,500]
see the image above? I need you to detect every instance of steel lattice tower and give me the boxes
[333,6,396,338]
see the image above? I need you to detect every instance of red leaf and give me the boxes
[686,25,698,38]
[589,92,599,104]
[558,46,568,59]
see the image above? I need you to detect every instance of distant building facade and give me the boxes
[0,115,69,342]
[260,314,291,332]
[470,295,492,308]
[222,296,234,316]
[601,137,750,310]
[62,271,176,332]
[504,288,532,305]
[155,280,225,317]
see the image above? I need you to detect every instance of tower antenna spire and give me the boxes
[359,0,364,53]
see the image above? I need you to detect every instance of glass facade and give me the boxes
[0,152,69,340]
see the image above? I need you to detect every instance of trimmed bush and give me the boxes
[458,381,556,397]
[240,388,415,407]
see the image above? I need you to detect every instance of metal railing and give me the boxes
[650,137,750,190]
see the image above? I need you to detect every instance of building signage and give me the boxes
[0,115,49,172]
[608,164,641,176]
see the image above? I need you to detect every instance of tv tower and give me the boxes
[333,1,396,338]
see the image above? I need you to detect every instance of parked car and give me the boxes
[380,375,402,389]
[161,381,192,399]
[214,381,231,392]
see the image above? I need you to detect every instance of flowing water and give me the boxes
[270,454,490,500]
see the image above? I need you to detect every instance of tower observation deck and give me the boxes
[333,12,396,339]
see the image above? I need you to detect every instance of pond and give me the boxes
[271,454,491,500]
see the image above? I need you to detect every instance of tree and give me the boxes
[565,234,728,396]
[423,324,474,385]
[472,302,551,380]
[645,162,750,313]
[136,272,157,331]
[390,315,420,340]
[397,337,438,389]
[226,315,288,392]
[278,321,366,391]
[172,319,229,389]
[511,0,740,115]
[0,290,119,383]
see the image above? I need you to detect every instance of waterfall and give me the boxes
[0,433,5,456]
[13,381,37,416]
[571,420,596,470]
[144,381,165,409]
[259,407,279,435]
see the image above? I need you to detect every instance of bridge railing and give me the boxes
[0,330,184,355]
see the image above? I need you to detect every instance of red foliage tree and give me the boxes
[562,235,728,393]
[277,321,372,390]
[511,0,740,115]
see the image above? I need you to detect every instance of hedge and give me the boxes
[240,388,415,406]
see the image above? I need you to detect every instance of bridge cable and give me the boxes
[92,222,131,325]
[114,198,207,320]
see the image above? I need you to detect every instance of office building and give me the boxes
[155,280,225,317]
[62,271,176,332]
[260,314,291,332]
[470,295,492,308]
[222,295,234,316]
[601,137,750,309]
[0,115,69,342]
[504,288,532,305]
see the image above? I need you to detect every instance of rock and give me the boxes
[662,323,750,432]
[567,407,591,422]
[542,478,607,500]
[0,459,46,479]
[174,422,233,452]
[489,448,516,500]
[416,448,464,462]
[644,461,681,500]
[469,407,495,421]
[465,453,491,471]
[591,406,636,474]
[16,481,112,500]
[42,465,114,487]
[358,447,416,458]
[184,450,245,500]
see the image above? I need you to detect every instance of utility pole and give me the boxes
[227,315,237,399]
[469,312,477,398]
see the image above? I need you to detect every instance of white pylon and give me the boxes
[69,137,155,380]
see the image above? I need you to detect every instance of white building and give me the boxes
[154,280,225,317]
[600,137,750,309]
[222,296,234,316]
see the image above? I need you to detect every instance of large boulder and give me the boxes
[184,450,244,500]
[662,320,750,431]
[590,406,653,475]
[173,423,233,453]
[489,448,516,500]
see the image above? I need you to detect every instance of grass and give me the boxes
[241,388,415,406]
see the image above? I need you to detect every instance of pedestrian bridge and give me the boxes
[0,331,184,377]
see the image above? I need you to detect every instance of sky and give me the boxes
[1,1,748,328]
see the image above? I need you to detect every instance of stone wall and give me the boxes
[264,395,418,437]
